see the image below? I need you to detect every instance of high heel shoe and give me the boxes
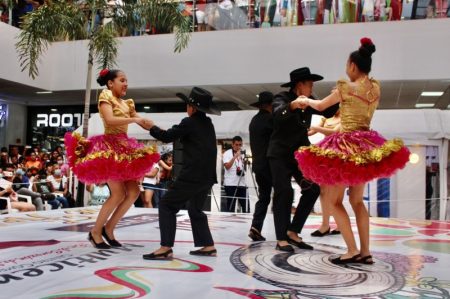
[88,232,111,249]
[143,249,173,260]
[102,227,122,247]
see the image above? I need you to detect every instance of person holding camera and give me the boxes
[223,136,249,213]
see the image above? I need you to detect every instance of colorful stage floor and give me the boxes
[1,207,449,299]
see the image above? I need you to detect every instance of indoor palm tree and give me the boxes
[15,0,191,137]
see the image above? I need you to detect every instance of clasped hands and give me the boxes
[135,117,154,130]
[291,96,311,110]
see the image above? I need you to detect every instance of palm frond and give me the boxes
[92,22,119,70]
[15,0,86,79]
[132,0,191,52]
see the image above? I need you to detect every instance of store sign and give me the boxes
[36,113,83,127]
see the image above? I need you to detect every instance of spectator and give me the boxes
[142,162,160,208]
[222,136,249,213]
[12,168,44,211]
[25,152,42,170]
[8,146,21,164]
[0,185,36,212]
[47,168,71,208]
[33,174,67,209]
[158,152,173,199]
[86,183,110,206]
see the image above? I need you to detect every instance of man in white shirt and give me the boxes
[223,136,249,213]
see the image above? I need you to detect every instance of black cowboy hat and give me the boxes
[176,87,221,116]
[280,67,324,88]
[250,91,274,108]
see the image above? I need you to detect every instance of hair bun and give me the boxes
[359,37,376,57]
[96,69,110,86]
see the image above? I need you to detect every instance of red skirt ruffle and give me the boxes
[64,132,159,184]
[295,130,410,186]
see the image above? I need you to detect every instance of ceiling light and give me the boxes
[144,106,150,110]
[51,108,58,112]
[421,91,444,97]
[36,91,53,94]
[415,103,435,108]
[409,153,419,164]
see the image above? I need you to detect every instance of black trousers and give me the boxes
[251,166,273,232]
[269,157,320,241]
[159,180,214,248]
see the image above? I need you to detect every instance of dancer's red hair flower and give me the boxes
[360,37,373,46]
[99,69,109,77]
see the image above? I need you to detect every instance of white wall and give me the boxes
[1,19,450,91]
[2,103,27,147]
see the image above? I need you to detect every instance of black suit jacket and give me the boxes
[150,112,217,184]
[267,91,339,159]
[249,109,273,173]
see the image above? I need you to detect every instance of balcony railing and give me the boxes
[1,0,449,35]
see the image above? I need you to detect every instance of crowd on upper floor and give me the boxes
[1,0,448,35]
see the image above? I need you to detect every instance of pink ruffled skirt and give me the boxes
[64,132,160,184]
[295,130,410,186]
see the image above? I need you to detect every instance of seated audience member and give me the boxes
[33,174,67,209]
[47,169,71,208]
[86,183,110,206]
[25,152,42,170]
[12,169,44,211]
[0,183,36,212]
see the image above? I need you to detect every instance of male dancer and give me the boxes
[268,67,339,252]
[141,87,220,259]
[248,91,274,241]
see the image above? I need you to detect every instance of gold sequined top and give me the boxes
[98,89,136,135]
[336,78,380,133]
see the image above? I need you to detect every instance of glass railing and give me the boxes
[1,0,449,34]
[187,0,449,31]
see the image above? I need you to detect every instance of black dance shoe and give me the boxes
[189,248,217,257]
[143,249,173,260]
[287,237,314,250]
[88,232,111,249]
[330,254,360,265]
[248,227,266,242]
[330,229,341,235]
[275,243,295,252]
[102,227,122,247]
[310,228,330,237]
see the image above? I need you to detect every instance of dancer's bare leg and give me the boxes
[349,184,372,261]
[104,180,140,240]
[328,185,359,259]
[318,186,331,232]
[91,181,126,243]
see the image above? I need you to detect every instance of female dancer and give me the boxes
[295,38,410,264]
[308,110,341,237]
[65,69,159,249]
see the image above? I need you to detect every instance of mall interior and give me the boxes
[0,1,449,298]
